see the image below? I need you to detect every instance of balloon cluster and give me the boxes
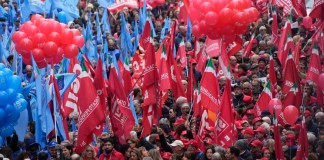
[0,64,28,137]
[12,14,85,68]
[268,98,299,125]
[188,0,259,39]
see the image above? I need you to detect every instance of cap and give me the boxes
[206,126,215,132]
[47,141,58,148]
[252,117,262,125]
[162,152,172,160]
[206,139,214,145]
[235,121,243,130]
[181,130,187,135]
[304,110,311,117]
[169,140,184,148]
[254,127,266,134]
[243,96,252,104]
[291,124,301,130]
[186,139,198,148]
[261,147,269,152]
[174,118,186,126]
[246,109,255,115]
[190,59,197,64]
[242,127,254,135]
[251,139,263,147]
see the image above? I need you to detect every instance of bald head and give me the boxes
[26,65,33,77]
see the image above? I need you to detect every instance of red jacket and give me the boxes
[99,149,124,160]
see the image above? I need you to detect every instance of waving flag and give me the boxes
[20,0,31,23]
[254,81,272,116]
[98,0,115,7]
[101,8,112,35]
[120,13,133,60]
[306,42,321,84]
[296,109,308,160]
[159,45,171,91]
[273,111,285,160]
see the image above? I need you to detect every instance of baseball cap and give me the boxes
[47,141,58,148]
[251,139,263,147]
[304,110,311,117]
[174,118,186,126]
[235,121,243,130]
[169,140,184,148]
[206,126,215,132]
[242,127,254,135]
[252,117,262,125]
[246,109,255,115]
[254,127,266,134]
[243,96,252,104]
[162,152,172,160]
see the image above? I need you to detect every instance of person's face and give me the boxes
[254,121,262,129]
[234,87,242,95]
[48,147,57,156]
[125,147,131,158]
[182,156,189,160]
[206,149,214,160]
[225,148,233,160]
[259,61,266,69]
[187,145,196,152]
[85,147,94,158]
[260,28,266,35]
[230,57,237,65]
[263,150,271,158]
[26,68,33,77]
[242,85,251,94]
[256,132,264,139]
[62,147,71,158]
[104,142,114,153]
[251,146,260,154]
[181,106,190,115]
[169,109,176,118]
[182,82,188,90]
[130,152,138,160]
[252,74,258,80]
[155,23,162,32]
[141,148,149,157]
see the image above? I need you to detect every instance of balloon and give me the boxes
[204,11,218,26]
[3,68,13,77]
[0,71,7,90]
[18,38,34,56]
[32,48,45,62]
[63,44,79,59]
[12,31,27,44]
[0,124,14,137]
[319,73,324,90]
[6,88,17,104]
[228,0,249,10]
[268,98,283,115]
[0,91,9,106]
[25,25,40,38]
[43,41,58,58]
[0,108,4,122]
[13,98,28,112]
[210,0,228,12]
[71,29,81,37]
[7,75,22,93]
[52,47,64,64]
[19,21,34,32]
[32,33,47,49]
[22,56,32,65]
[283,105,299,125]
[199,2,214,15]
[48,32,62,46]
[30,14,43,23]
[218,8,234,26]
[0,63,5,69]
[198,20,208,34]
[72,36,85,48]
[6,107,20,123]
[16,93,24,100]
[61,29,74,44]
[303,16,312,29]
[34,18,46,27]
[50,20,62,33]
[37,60,47,69]
[57,11,67,24]
[249,7,259,21]
[188,7,201,24]
[192,0,203,8]
[38,21,54,36]
[192,25,201,37]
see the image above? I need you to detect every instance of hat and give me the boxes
[243,96,252,104]
[47,141,58,148]
[286,134,296,146]
[251,139,263,147]
[304,110,311,117]
[235,139,249,150]
[162,152,172,160]
[206,139,214,145]
[181,130,187,135]
[181,102,189,108]
[174,118,186,126]
[246,109,255,115]
[190,59,197,64]
[291,124,301,130]
[170,140,184,148]
[242,127,254,135]
[254,127,266,134]
[186,139,199,148]
[206,126,215,132]
[261,147,270,152]
[235,121,243,130]
[252,117,262,125]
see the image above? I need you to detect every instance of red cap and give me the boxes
[252,117,262,125]
[251,139,263,147]
[235,121,243,130]
[181,130,187,135]
[162,152,172,160]
[252,39,257,44]
[286,134,296,146]
[242,127,254,135]
[206,139,214,145]
[291,124,301,130]
[174,118,186,126]
[286,134,296,140]
[254,127,266,134]
[190,59,197,64]
[185,139,199,148]
[206,126,215,132]
[242,116,249,121]
[169,4,175,8]
[305,110,311,117]
[243,96,253,104]
[261,147,269,152]
[246,109,255,115]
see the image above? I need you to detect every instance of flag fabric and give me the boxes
[98,0,115,7]
[120,13,133,59]
[196,109,209,152]
[272,0,293,15]
[296,110,308,160]
[122,57,133,96]
[278,19,292,67]
[101,8,112,35]
[204,38,221,58]
[215,79,236,148]
[159,45,171,91]
[306,42,321,84]
[291,0,306,16]
[254,81,272,116]
[193,82,201,117]
[272,10,279,46]
[273,112,285,160]
[196,47,208,73]
[160,17,170,41]
[269,55,278,98]
[293,39,301,71]
[131,53,144,88]
[139,20,151,50]
[200,59,220,113]
[243,30,256,57]
[281,53,302,109]
[0,5,8,19]
[187,62,194,104]
[309,0,324,19]
[186,18,192,42]
[20,0,31,23]
[176,38,187,68]
[94,57,108,112]
[55,73,77,97]
[95,12,103,44]
[224,36,243,57]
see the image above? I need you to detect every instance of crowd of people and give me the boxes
[0,0,323,160]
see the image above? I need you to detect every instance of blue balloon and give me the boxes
[58,11,67,24]
[13,98,28,112]
[8,75,22,93]
[16,93,24,100]
[0,108,4,122]
[0,124,14,137]
[3,68,13,77]
[5,107,20,123]
[0,91,9,106]
[0,71,7,90]
[0,63,5,70]
[6,88,17,104]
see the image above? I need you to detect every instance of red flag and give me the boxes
[196,48,208,73]
[254,81,272,116]
[196,109,209,152]
[272,11,279,46]
[224,36,243,57]
[306,42,321,84]
[309,0,324,19]
[178,0,189,24]
[131,53,145,87]
[282,53,302,108]
[65,58,105,153]
[118,58,133,95]
[294,39,301,71]
[187,62,194,103]
[272,0,293,15]
[278,21,292,68]
[243,31,256,57]
[273,112,285,160]
[200,59,220,113]
[204,38,221,57]
[108,61,135,143]
[215,79,236,148]
[296,114,308,160]
[176,39,187,68]
[291,0,307,16]
[83,55,96,76]
[159,45,171,91]
[269,55,278,98]
[139,20,151,50]
[193,83,201,117]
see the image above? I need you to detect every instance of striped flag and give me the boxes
[272,0,293,15]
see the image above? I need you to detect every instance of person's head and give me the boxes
[138,147,149,159]
[182,80,188,91]
[25,65,33,77]
[47,141,58,157]
[205,146,215,160]
[155,21,162,32]
[259,26,267,35]
[230,56,237,66]
[251,80,261,91]
[149,149,162,160]
[82,145,96,158]
[262,147,271,158]
[108,37,116,50]
[237,64,248,75]
[233,85,243,96]
[225,146,240,160]
[234,139,248,153]
[259,40,267,51]
[242,82,252,95]
[71,153,80,160]
[254,127,266,139]
[182,151,195,160]
[37,151,49,160]
[179,25,186,37]
[170,140,184,154]
[130,149,141,160]
[102,138,114,154]
[16,151,31,160]
[61,143,73,159]
[317,140,324,156]
[258,58,267,70]
[250,139,263,154]
[127,137,138,149]
[181,103,190,116]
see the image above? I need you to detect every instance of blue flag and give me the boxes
[95,11,103,44]
[53,0,79,19]
[186,18,192,43]
[98,0,115,8]
[0,5,8,19]
[120,13,133,61]
[20,0,31,23]
[8,1,16,26]
[132,21,139,56]
[129,94,138,125]
[160,17,170,41]
[14,108,29,142]
[52,86,67,141]
[55,73,77,96]
[101,8,111,35]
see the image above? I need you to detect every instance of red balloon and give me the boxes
[15,45,23,55]
[19,21,34,32]
[303,16,312,29]
[36,60,47,69]
[48,32,62,46]
[43,41,58,58]
[188,7,201,24]
[210,0,228,12]
[192,0,203,8]
[60,23,69,32]
[49,20,62,34]
[268,98,283,115]
[71,29,81,37]
[218,8,234,26]
[228,0,249,10]
[38,21,54,36]
[22,56,32,65]
[192,25,201,37]
[30,14,43,23]
[319,73,324,90]
[25,25,40,38]
[204,11,218,26]
[72,36,85,48]
[61,29,74,45]
[199,2,214,14]
[63,44,79,59]
[249,7,260,21]
[34,18,46,27]
[31,48,45,62]
[283,105,299,125]
[52,47,64,64]
[18,38,34,56]
[12,31,27,44]
[198,20,207,34]
[32,33,47,48]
